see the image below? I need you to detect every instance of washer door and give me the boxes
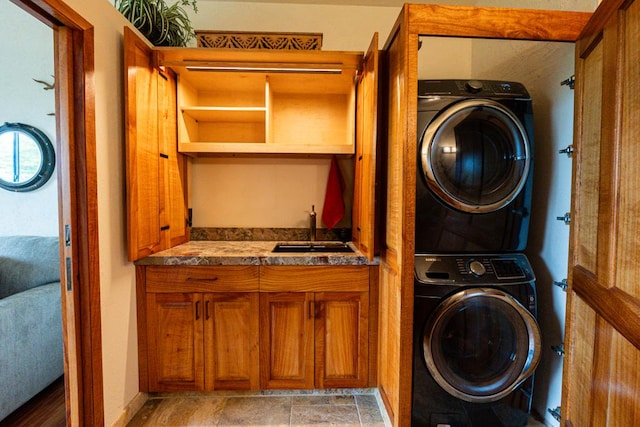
[420,99,531,213]
[423,287,541,403]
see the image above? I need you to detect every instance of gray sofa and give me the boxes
[0,235,64,421]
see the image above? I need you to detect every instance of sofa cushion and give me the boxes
[0,235,60,299]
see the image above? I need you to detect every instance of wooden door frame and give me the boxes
[10,0,104,425]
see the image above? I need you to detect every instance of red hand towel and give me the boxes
[322,156,345,230]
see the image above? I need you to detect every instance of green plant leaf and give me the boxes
[116,0,197,47]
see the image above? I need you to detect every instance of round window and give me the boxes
[0,122,55,192]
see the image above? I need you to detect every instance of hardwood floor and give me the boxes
[0,377,65,427]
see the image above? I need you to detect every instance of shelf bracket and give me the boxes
[556,212,571,225]
[553,279,568,291]
[559,144,574,157]
[561,75,575,89]
[548,406,561,422]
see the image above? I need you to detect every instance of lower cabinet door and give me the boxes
[259,291,370,389]
[316,292,369,388]
[146,292,205,391]
[260,292,315,389]
[205,292,260,390]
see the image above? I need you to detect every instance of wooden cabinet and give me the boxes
[157,48,362,155]
[124,28,189,261]
[379,5,591,426]
[137,263,375,392]
[125,28,380,261]
[259,266,370,389]
[138,265,260,392]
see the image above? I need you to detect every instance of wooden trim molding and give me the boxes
[406,4,592,42]
[196,30,323,50]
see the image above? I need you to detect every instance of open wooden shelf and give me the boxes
[168,50,361,155]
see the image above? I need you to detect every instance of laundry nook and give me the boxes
[2,0,639,426]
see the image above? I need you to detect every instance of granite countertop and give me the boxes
[135,241,376,266]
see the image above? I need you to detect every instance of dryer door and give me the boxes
[420,99,531,213]
[423,287,541,403]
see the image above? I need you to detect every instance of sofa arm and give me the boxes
[0,282,64,421]
[0,236,60,299]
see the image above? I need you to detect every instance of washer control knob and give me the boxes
[465,80,484,93]
[468,260,486,277]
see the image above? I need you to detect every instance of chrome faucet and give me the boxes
[309,205,317,241]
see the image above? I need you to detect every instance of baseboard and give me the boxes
[109,392,148,427]
[374,388,393,427]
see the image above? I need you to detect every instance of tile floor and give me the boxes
[127,391,548,427]
[127,392,386,427]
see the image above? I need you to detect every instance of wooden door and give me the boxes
[124,28,162,261]
[146,292,204,391]
[205,292,259,390]
[562,0,640,424]
[124,28,189,261]
[158,67,190,249]
[353,33,380,261]
[259,292,315,389]
[315,291,369,388]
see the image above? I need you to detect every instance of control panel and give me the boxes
[417,79,530,99]
[414,253,535,285]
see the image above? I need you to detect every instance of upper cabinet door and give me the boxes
[157,67,190,249]
[124,28,162,261]
[124,28,189,261]
[352,33,380,261]
[562,0,640,424]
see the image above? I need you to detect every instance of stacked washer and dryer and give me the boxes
[412,80,543,426]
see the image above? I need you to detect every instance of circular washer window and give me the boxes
[423,287,541,403]
[420,99,531,213]
[0,122,55,192]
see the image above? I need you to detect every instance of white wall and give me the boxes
[0,3,58,237]
[188,1,403,228]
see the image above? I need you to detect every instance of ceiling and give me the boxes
[202,0,447,6]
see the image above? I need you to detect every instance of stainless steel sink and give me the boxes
[272,242,354,253]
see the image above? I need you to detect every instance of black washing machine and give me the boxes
[415,80,535,253]
[412,254,541,427]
